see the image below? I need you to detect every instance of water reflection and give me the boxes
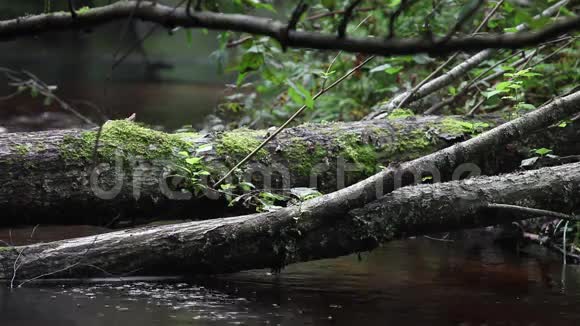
[2,238,580,325]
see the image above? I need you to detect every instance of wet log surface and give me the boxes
[0,114,578,226]
[1,162,579,281]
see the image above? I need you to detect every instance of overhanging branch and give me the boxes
[0,1,578,56]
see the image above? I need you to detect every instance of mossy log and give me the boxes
[1,161,579,282]
[1,93,579,280]
[0,114,578,226]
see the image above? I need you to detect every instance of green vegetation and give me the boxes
[59,120,198,164]
[439,118,491,136]
[387,108,415,120]
[338,133,379,176]
[11,144,30,156]
[215,128,268,161]
[282,138,327,176]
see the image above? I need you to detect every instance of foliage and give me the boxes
[206,0,578,127]
[175,150,211,196]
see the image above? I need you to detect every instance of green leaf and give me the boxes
[185,157,202,165]
[239,181,255,191]
[236,72,248,86]
[384,66,403,75]
[532,148,552,156]
[495,81,512,91]
[558,120,572,128]
[288,87,304,106]
[483,89,505,98]
[321,0,336,10]
[517,102,535,110]
[370,63,392,73]
[448,86,457,96]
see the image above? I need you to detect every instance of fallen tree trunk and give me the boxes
[1,161,579,282]
[1,114,579,226]
[0,90,578,282]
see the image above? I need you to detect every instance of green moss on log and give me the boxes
[282,138,327,176]
[338,133,379,175]
[59,120,198,164]
[387,108,415,120]
[438,118,491,136]
[215,129,268,161]
[386,129,434,160]
[11,144,31,156]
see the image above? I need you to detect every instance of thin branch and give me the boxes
[338,0,363,38]
[486,203,580,221]
[68,0,77,19]
[441,0,486,42]
[186,0,202,18]
[367,0,565,119]
[393,0,503,111]
[388,0,414,39]
[474,0,505,33]
[465,97,485,115]
[288,0,308,32]
[226,35,253,48]
[530,37,575,67]
[321,14,372,90]
[459,37,573,115]
[282,0,309,48]
[213,55,376,188]
[305,7,376,21]
[0,1,578,57]
[423,49,522,114]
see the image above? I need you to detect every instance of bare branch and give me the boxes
[338,0,363,38]
[282,0,309,49]
[0,1,577,57]
[388,0,414,39]
[68,0,77,19]
[441,0,486,42]
[486,203,580,221]
[305,6,376,21]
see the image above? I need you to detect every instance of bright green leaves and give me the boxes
[483,67,543,114]
[176,150,210,197]
[370,63,404,75]
[558,119,573,128]
[240,45,266,71]
[287,80,315,109]
[505,68,542,79]
[387,108,415,120]
[441,118,490,135]
[531,147,553,157]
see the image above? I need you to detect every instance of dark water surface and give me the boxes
[2,238,580,326]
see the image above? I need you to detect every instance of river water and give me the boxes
[2,238,580,325]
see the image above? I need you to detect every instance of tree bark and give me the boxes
[0,90,578,282]
[1,114,579,226]
[1,161,579,282]
[0,1,578,57]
